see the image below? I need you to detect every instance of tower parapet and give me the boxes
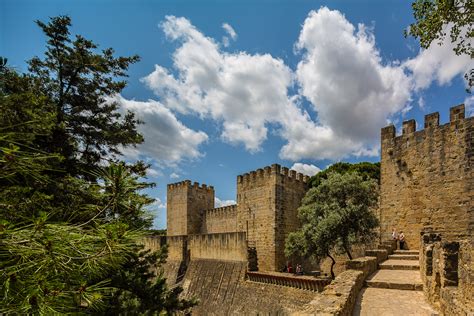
[167,179,215,236]
[201,205,238,234]
[380,104,473,249]
[237,163,309,184]
[236,164,309,271]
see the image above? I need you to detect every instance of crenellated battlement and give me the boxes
[167,180,214,192]
[380,102,473,250]
[237,164,310,184]
[381,104,468,142]
[204,204,237,217]
[167,162,310,271]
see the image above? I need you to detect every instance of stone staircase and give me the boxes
[378,250,421,271]
[354,249,439,315]
[366,250,422,290]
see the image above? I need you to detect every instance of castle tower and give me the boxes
[380,104,473,249]
[167,180,215,236]
[236,164,309,271]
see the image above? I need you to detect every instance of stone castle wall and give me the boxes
[236,164,308,271]
[274,168,309,270]
[201,205,238,234]
[237,166,278,272]
[420,233,473,315]
[380,104,473,249]
[180,259,318,315]
[166,235,188,261]
[167,181,215,236]
[188,232,247,261]
[166,164,308,272]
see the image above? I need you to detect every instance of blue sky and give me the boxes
[2,0,472,229]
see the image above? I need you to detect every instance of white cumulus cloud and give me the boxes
[404,25,473,91]
[290,163,321,176]
[152,198,167,209]
[147,168,163,177]
[136,10,469,164]
[222,23,237,47]
[143,16,300,153]
[215,197,236,207]
[112,95,208,165]
[169,172,180,179]
[222,23,237,40]
[294,7,412,160]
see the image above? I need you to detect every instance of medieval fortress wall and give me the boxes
[380,104,473,249]
[140,104,473,314]
[201,205,237,234]
[380,104,473,314]
[165,164,309,272]
[236,165,309,271]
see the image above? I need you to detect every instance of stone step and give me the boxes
[379,259,420,271]
[388,254,419,260]
[365,270,423,291]
[354,288,440,315]
[394,250,419,255]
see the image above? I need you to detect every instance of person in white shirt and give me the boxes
[399,231,406,250]
[392,228,398,241]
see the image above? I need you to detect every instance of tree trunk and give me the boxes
[343,243,353,260]
[327,251,336,279]
[344,246,352,260]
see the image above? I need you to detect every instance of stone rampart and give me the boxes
[380,104,473,249]
[201,205,238,234]
[236,164,308,271]
[167,235,188,261]
[420,232,473,315]
[246,271,330,292]
[301,256,378,315]
[167,180,215,236]
[180,259,318,315]
[188,232,247,262]
[142,235,166,252]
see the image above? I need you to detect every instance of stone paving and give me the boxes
[353,288,439,315]
[365,269,423,290]
[353,250,439,316]
[378,259,420,270]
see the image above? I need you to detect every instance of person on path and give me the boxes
[392,228,398,241]
[296,264,302,275]
[399,231,406,250]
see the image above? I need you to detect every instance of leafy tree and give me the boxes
[0,121,193,315]
[28,16,143,177]
[309,162,380,188]
[0,16,195,315]
[406,0,473,91]
[286,172,379,278]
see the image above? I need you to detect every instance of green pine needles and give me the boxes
[0,15,194,315]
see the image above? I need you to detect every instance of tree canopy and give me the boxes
[406,0,473,91]
[286,172,379,278]
[0,16,193,314]
[308,161,380,188]
[28,16,143,178]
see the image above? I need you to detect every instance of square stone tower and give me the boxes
[167,180,215,236]
[236,164,309,271]
[380,104,473,249]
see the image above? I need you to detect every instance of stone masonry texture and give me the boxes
[166,164,308,273]
[380,104,473,250]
